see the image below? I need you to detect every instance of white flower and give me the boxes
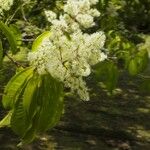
[0,0,13,15]
[85,32,106,50]
[44,10,57,22]
[78,0,90,13]
[100,52,107,61]
[88,9,101,17]
[64,0,80,17]
[89,0,99,5]
[70,22,80,31]
[76,14,94,28]
[28,0,106,101]
[51,17,68,31]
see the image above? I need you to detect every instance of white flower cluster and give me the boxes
[0,0,13,15]
[28,0,107,101]
[45,10,57,22]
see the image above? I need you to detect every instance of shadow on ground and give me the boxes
[0,63,150,150]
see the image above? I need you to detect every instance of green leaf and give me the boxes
[11,101,31,137]
[105,62,118,93]
[23,73,42,118]
[140,79,150,93]
[93,61,118,93]
[93,61,108,81]
[9,24,22,46]
[0,21,18,54]
[12,90,40,144]
[21,110,40,145]
[36,74,64,132]
[134,56,143,72]
[32,31,51,51]
[135,49,149,72]
[0,111,12,128]
[3,70,63,144]
[124,52,131,69]
[11,73,63,143]
[2,67,33,109]
[0,40,3,67]
[128,59,138,76]
[20,122,36,145]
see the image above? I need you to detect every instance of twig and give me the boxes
[5,2,33,24]
[21,5,27,21]
[22,38,35,42]
[137,74,150,79]
[5,52,26,68]
[5,6,21,24]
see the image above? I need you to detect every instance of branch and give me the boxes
[137,74,150,79]
[5,52,26,68]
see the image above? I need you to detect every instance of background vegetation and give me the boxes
[0,0,150,149]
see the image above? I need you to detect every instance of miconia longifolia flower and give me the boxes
[0,0,13,15]
[28,0,107,101]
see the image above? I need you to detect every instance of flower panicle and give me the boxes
[28,0,107,101]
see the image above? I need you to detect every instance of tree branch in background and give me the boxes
[5,52,26,68]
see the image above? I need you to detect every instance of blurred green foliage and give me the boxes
[0,0,150,144]
[93,0,150,93]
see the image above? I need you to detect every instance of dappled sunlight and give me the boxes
[0,0,150,149]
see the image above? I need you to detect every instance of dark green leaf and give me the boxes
[140,79,150,93]
[105,62,119,93]
[93,61,118,93]
[21,110,40,145]
[0,40,3,67]
[11,101,31,137]
[0,21,18,54]
[9,24,22,46]
[36,74,64,132]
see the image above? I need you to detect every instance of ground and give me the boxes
[0,62,150,150]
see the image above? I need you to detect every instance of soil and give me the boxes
[0,63,150,150]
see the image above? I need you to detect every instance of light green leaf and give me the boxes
[2,67,33,109]
[135,49,149,72]
[32,31,51,51]
[0,111,12,128]
[128,59,138,76]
